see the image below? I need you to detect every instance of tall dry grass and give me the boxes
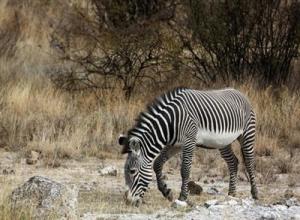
[0,72,146,164]
[0,70,299,167]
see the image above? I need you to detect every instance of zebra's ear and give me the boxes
[119,135,130,154]
[119,135,128,145]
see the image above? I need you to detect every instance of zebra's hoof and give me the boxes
[228,192,236,197]
[251,189,258,200]
[171,199,188,208]
[252,193,259,200]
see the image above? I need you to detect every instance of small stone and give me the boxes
[260,211,278,220]
[273,205,287,211]
[223,199,238,206]
[171,199,188,208]
[207,187,219,195]
[26,150,40,165]
[204,199,219,208]
[286,198,300,207]
[203,179,208,184]
[98,166,118,176]
[242,198,254,206]
[188,181,203,195]
[208,204,226,210]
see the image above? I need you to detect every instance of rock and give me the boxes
[241,198,255,206]
[273,205,287,211]
[207,187,219,195]
[204,199,219,208]
[188,181,203,195]
[203,179,209,184]
[286,198,300,207]
[98,166,118,176]
[222,199,238,206]
[260,211,279,220]
[26,150,40,165]
[11,176,78,219]
[171,199,188,208]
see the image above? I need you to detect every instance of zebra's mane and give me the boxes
[128,87,187,137]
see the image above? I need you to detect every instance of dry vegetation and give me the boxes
[0,0,300,219]
[0,67,299,177]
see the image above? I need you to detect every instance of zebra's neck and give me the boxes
[128,88,186,162]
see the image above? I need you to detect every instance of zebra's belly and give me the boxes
[196,128,243,149]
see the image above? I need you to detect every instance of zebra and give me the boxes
[119,88,258,207]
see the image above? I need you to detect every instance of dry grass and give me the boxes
[0,73,145,161]
[0,0,299,166]
[0,72,299,169]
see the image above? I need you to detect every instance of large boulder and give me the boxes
[11,176,78,219]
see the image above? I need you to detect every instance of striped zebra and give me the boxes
[119,88,258,207]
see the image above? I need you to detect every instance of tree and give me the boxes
[184,0,300,85]
[50,0,176,99]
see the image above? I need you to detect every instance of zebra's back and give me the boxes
[178,88,254,148]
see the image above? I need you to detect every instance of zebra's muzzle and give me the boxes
[124,190,142,207]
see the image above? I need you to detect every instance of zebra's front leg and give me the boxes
[219,145,239,197]
[175,140,195,206]
[153,145,180,201]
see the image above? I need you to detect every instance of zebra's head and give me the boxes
[119,135,152,207]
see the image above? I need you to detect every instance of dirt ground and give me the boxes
[0,148,300,219]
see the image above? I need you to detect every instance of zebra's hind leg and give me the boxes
[239,112,258,199]
[219,145,239,197]
[153,145,180,201]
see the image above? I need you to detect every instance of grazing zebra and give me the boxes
[119,88,258,207]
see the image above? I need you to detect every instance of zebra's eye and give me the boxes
[130,168,137,175]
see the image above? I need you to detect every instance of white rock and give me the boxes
[273,205,287,211]
[261,211,279,220]
[207,187,219,195]
[209,204,226,210]
[223,199,238,206]
[242,198,255,207]
[99,166,118,176]
[204,199,219,207]
[172,199,188,208]
[286,198,300,207]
